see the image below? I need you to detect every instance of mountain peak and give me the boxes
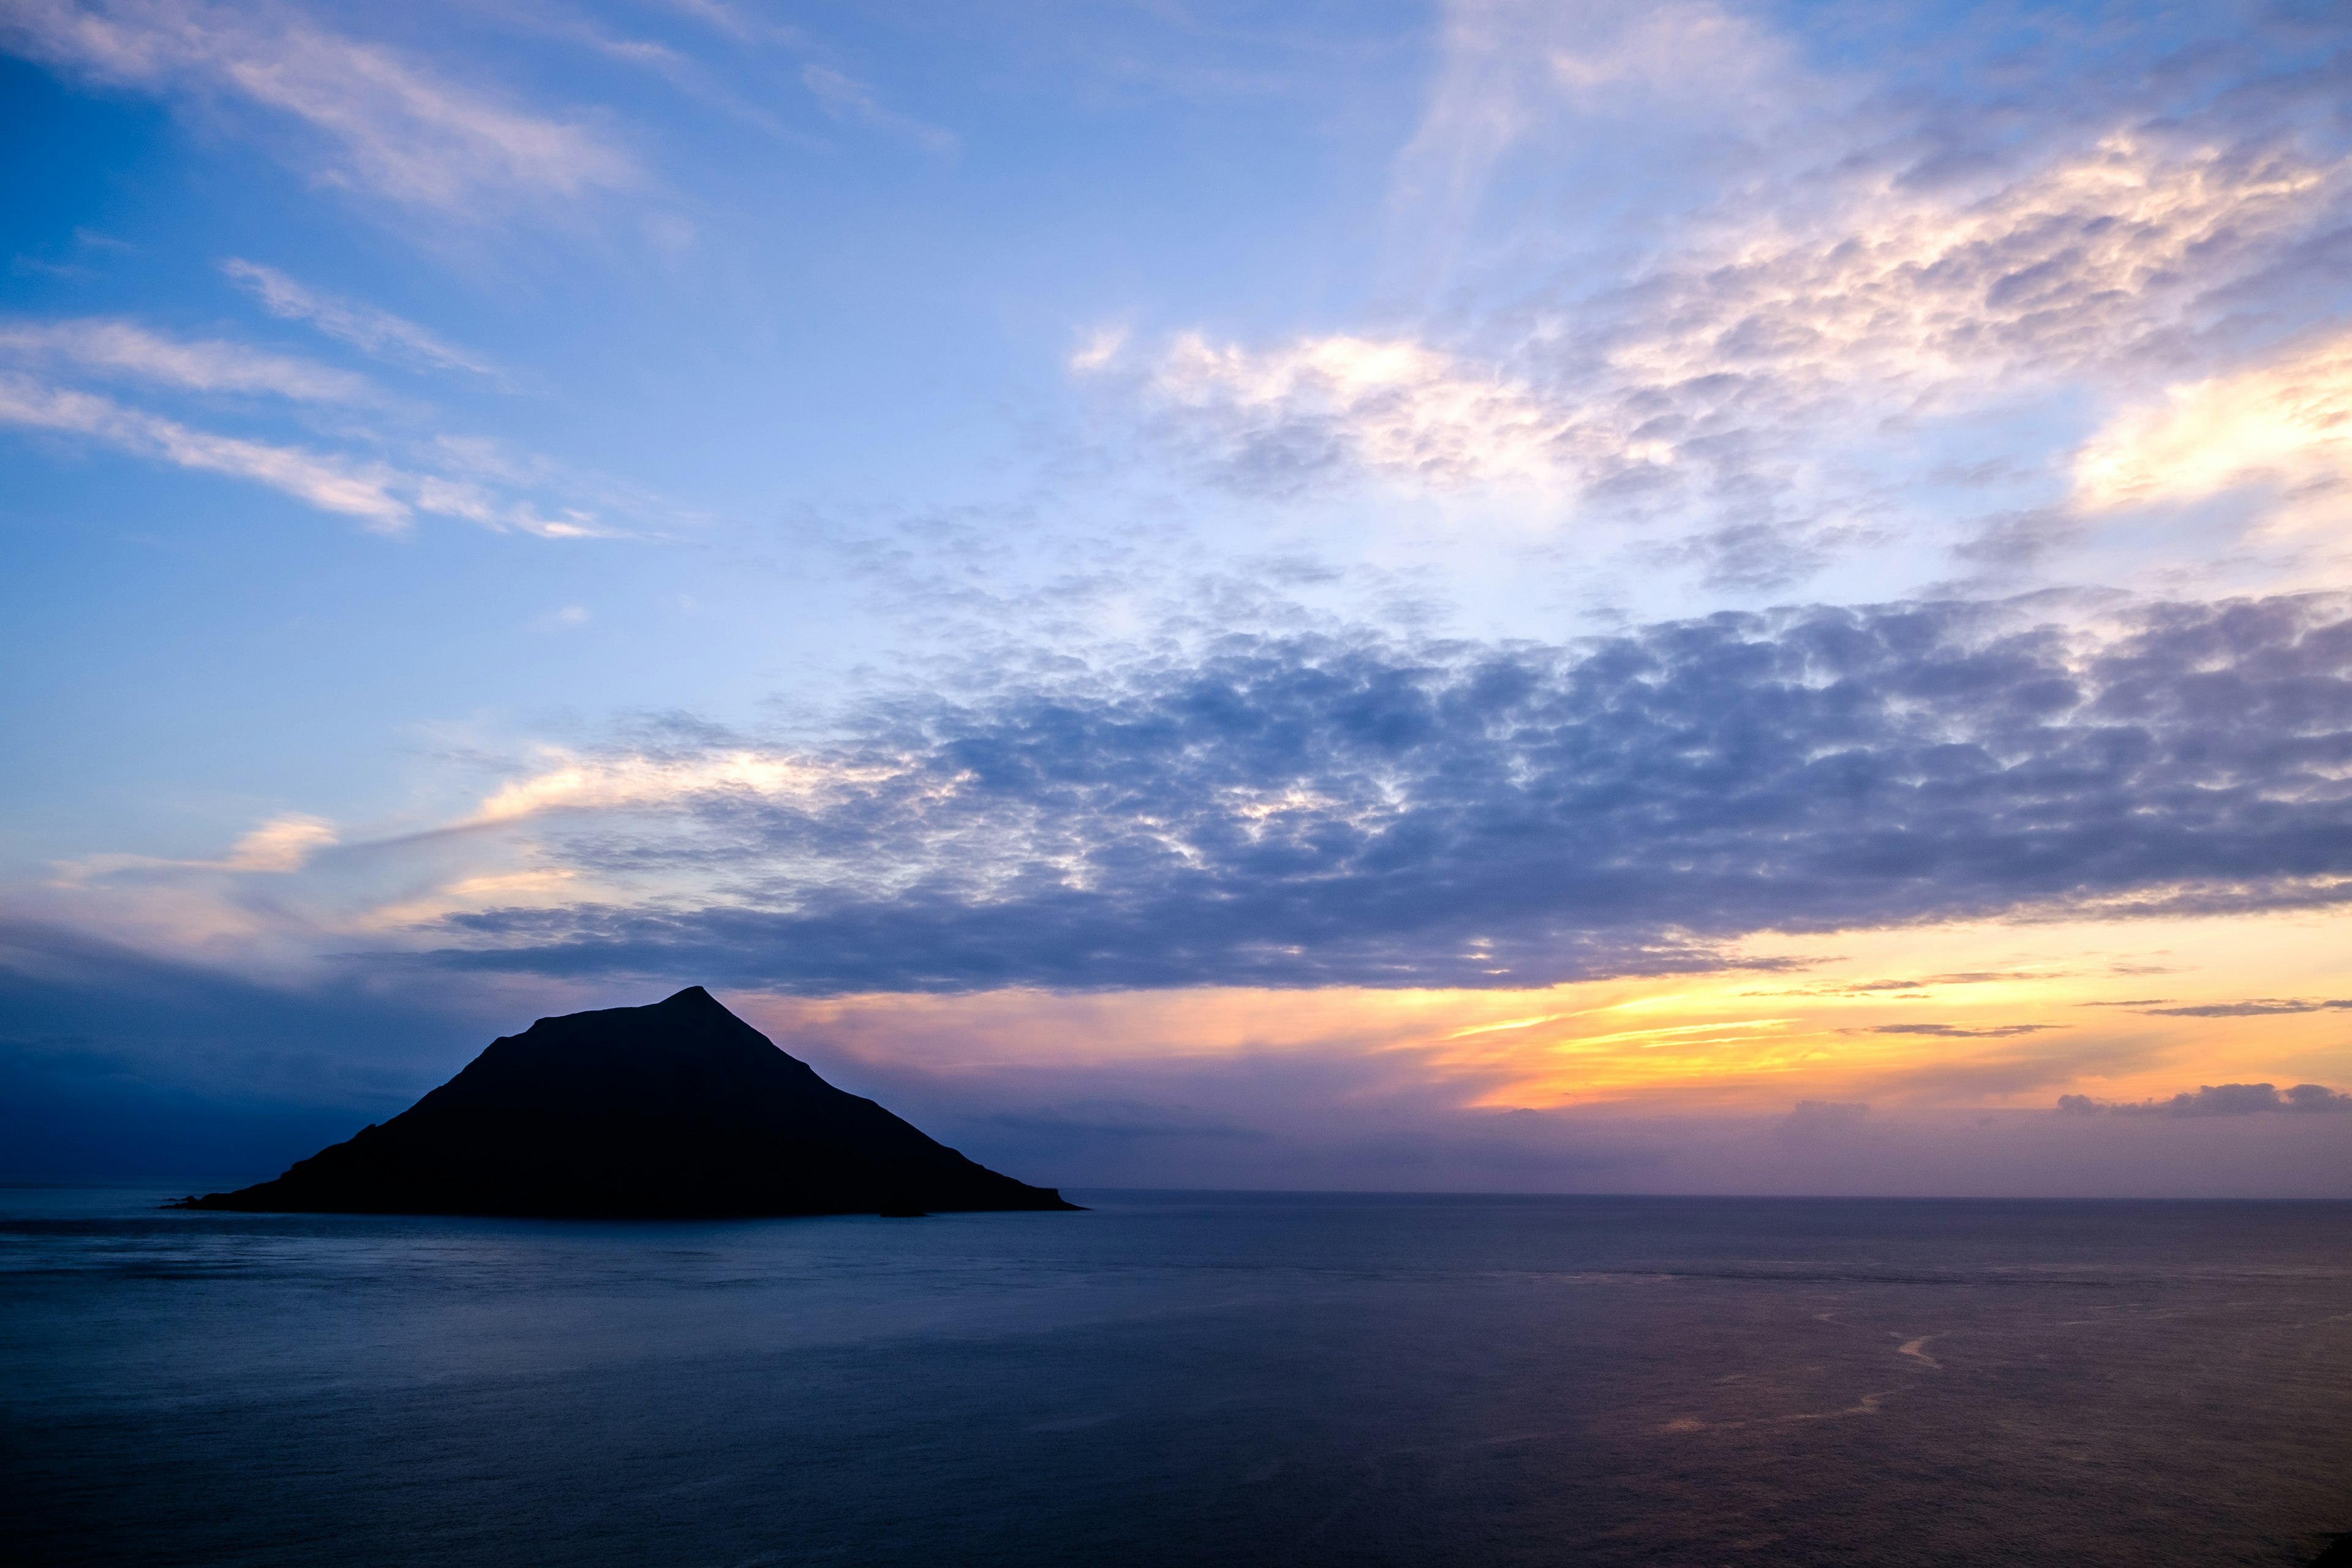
[178,989,1078,1219]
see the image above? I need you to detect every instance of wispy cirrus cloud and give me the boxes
[0,314,609,535]
[1391,0,1804,262]
[0,0,638,214]
[800,63,957,157]
[0,372,420,524]
[0,372,603,533]
[56,813,338,885]
[654,0,803,48]
[219,259,500,380]
[0,315,377,402]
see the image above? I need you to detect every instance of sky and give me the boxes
[3,0,2350,1196]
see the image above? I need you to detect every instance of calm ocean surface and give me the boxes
[4,1188,2348,1567]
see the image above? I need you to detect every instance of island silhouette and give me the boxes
[175,986,1077,1218]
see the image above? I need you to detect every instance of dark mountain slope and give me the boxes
[178,986,1076,1217]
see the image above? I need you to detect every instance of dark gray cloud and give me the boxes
[2142,998,2352,1017]
[2057,1083,2352,1117]
[418,591,2352,993]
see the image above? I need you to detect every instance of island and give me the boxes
[175,986,1079,1218]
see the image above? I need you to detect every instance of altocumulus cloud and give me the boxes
[424,592,2352,992]
[1077,2,2352,594]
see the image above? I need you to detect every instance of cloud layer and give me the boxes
[404,591,2352,992]
[2058,1082,2352,1117]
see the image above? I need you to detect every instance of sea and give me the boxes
[4,1186,2348,1567]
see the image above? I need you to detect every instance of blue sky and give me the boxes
[5,0,2351,1194]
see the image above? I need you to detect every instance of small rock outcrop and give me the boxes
[176,986,1078,1218]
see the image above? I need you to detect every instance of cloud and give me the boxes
[0,312,618,536]
[655,0,802,48]
[54,813,340,885]
[0,372,416,525]
[0,371,601,534]
[464,746,895,825]
[219,813,337,873]
[2058,1083,2352,1117]
[1793,971,2029,995]
[1539,1,1786,111]
[220,260,499,379]
[0,0,636,213]
[1098,134,2347,540]
[1080,0,2352,605]
[1593,135,2335,393]
[0,315,375,401]
[361,590,2352,993]
[1855,1023,2057,1038]
[1392,0,1803,248]
[1084,331,1570,497]
[2073,330,2352,527]
[801,64,957,157]
[2140,998,2352,1018]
